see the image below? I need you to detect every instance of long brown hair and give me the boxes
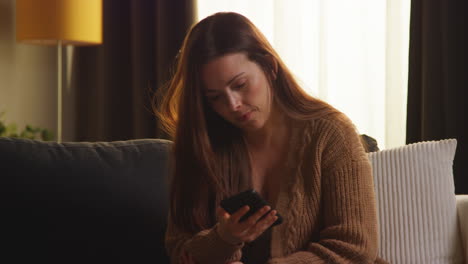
[153,12,337,233]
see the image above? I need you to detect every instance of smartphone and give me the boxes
[220,189,283,227]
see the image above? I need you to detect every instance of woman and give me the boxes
[155,12,388,264]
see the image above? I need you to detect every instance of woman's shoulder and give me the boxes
[292,109,366,160]
[296,109,358,139]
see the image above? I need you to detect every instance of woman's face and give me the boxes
[201,52,274,132]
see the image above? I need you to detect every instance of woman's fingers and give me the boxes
[216,206,249,245]
[216,206,230,222]
[229,205,250,223]
[217,204,279,244]
[242,205,271,227]
[244,210,278,242]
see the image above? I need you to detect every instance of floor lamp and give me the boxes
[16,0,103,143]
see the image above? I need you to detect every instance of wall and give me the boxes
[0,0,76,141]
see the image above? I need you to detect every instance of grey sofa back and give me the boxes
[0,137,172,264]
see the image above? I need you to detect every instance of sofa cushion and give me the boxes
[456,195,468,262]
[368,139,464,264]
[0,138,172,264]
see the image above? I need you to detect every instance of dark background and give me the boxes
[406,0,468,194]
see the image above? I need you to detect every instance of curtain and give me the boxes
[72,0,196,141]
[406,0,468,194]
[197,0,410,150]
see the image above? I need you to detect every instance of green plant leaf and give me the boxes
[6,124,17,135]
[0,111,54,141]
[41,129,54,141]
[0,122,6,135]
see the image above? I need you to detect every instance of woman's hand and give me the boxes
[216,205,278,245]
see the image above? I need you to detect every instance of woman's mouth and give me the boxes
[238,111,253,122]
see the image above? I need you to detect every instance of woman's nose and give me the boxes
[226,91,241,111]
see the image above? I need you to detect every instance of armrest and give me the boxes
[456,195,468,262]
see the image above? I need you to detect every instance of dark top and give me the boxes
[241,228,272,264]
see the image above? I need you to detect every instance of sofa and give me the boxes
[0,137,467,264]
[1,138,172,264]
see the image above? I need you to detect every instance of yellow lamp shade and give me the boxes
[16,0,102,45]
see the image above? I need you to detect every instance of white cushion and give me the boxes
[456,195,468,262]
[368,139,464,264]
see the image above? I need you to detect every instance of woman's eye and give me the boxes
[235,82,246,89]
[207,95,220,101]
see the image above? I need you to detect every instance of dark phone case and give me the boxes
[220,189,283,226]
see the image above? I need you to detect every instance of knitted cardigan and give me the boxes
[165,113,388,264]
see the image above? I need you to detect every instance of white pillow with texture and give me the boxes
[456,195,468,262]
[368,139,464,264]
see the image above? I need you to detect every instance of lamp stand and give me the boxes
[57,40,62,143]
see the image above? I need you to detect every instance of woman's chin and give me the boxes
[239,120,265,133]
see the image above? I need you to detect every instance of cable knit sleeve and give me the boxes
[165,216,244,264]
[268,116,385,264]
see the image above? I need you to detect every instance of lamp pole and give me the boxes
[57,40,62,143]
